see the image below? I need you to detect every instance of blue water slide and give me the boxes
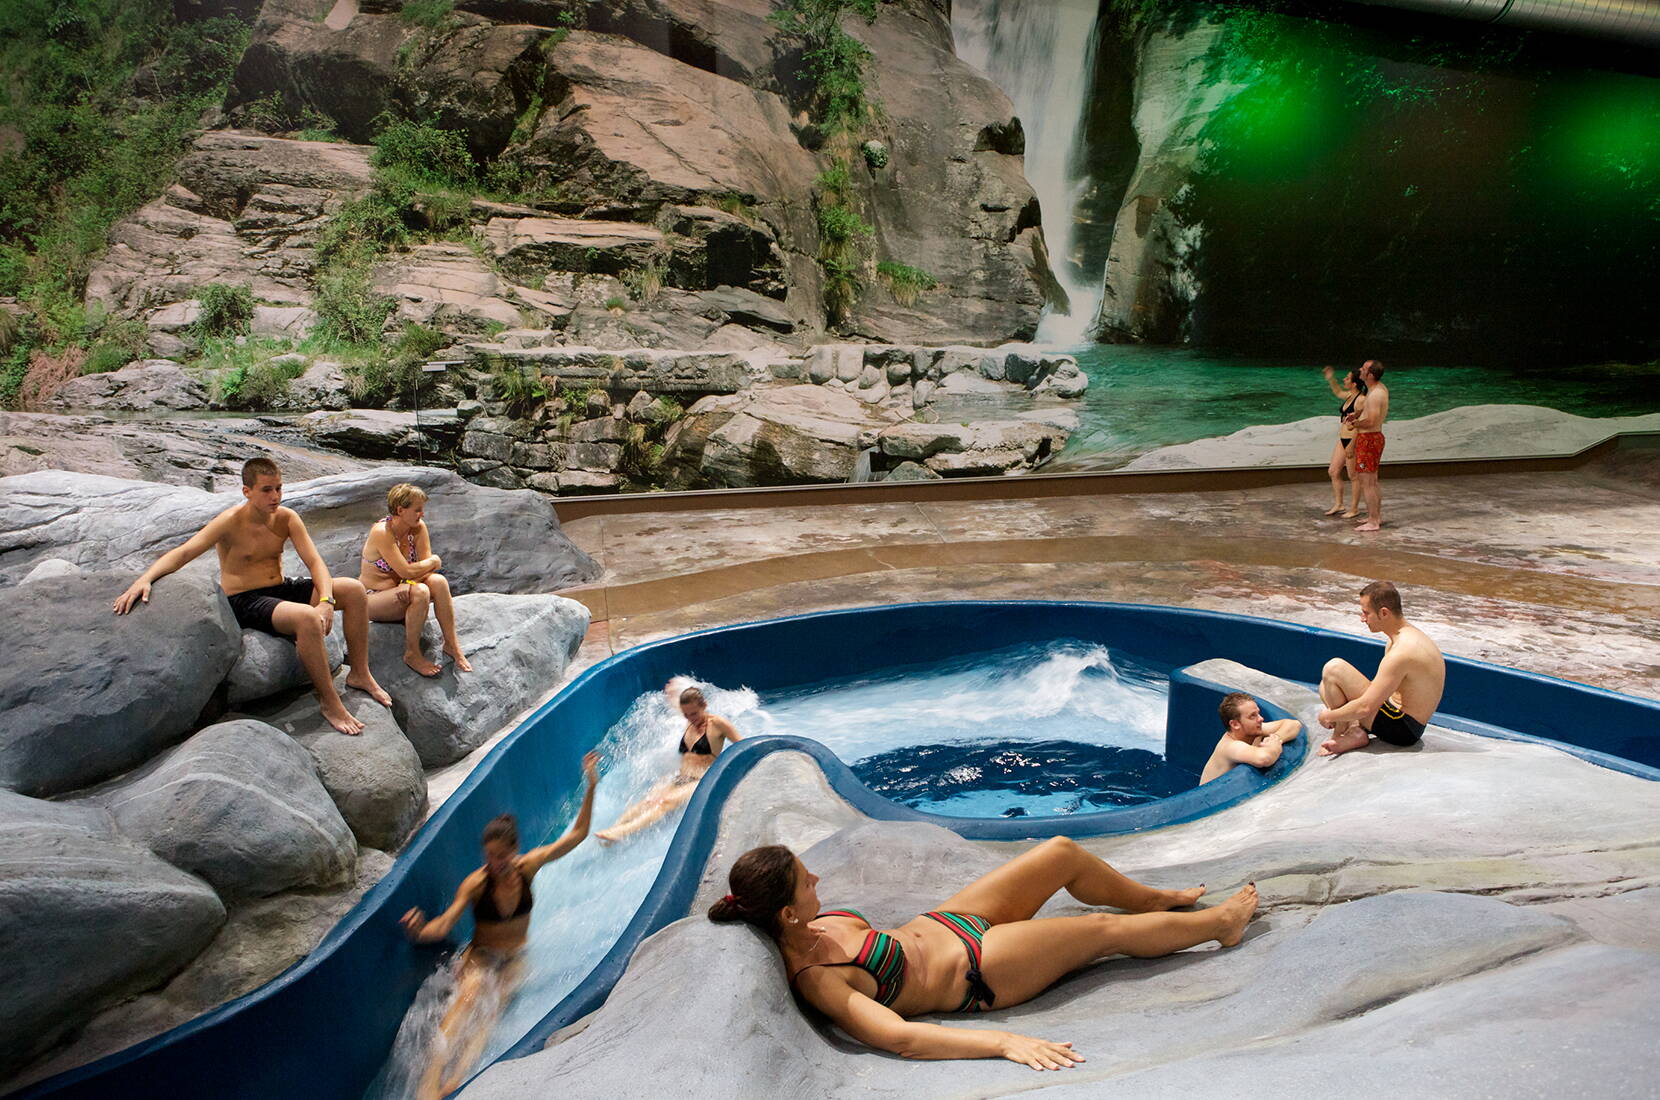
[15,601,1658,1100]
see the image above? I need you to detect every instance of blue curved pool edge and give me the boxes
[14,600,1658,1100]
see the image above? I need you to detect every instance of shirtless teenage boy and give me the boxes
[1347,360,1390,532]
[113,457,390,735]
[1199,693,1302,784]
[1316,580,1445,756]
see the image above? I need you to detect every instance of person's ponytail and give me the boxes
[706,845,797,937]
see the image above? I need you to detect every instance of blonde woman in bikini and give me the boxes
[359,483,471,676]
[596,681,742,843]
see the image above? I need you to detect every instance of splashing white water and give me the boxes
[953,0,1106,344]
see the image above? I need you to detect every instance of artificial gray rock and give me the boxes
[46,360,209,413]
[21,557,82,583]
[301,409,461,460]
[0,571,240,797]
[87,719,357,899]
[0,790,225,1075]
[366,593,590,768]
[242,692,426,852]
[661,385,900,489]
[0,466,600,594]
[879,460,943,482]
[223,628,345,708]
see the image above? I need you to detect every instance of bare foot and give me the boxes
[1354,520,1382,532]
[444,646,473,672]
[1214,883,1259,947]
[1342,510,1362,519]
[1138,884,1206,911]
[404,652,442,678]
[1318,726,1371,756]
[1323,506,1344,516]
[346,671,392,707]
[322,702,365,736]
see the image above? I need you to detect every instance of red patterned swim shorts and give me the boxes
[1354,431,1385,473]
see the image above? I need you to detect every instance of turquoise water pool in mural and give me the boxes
[1028,346,1660,470]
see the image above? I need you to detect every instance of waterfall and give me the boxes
[953,0,1106,346]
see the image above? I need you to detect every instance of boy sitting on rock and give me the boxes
[114,457,389,735]
[1199,692,1302,784]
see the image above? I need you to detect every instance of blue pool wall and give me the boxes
[15,600,1659,1100]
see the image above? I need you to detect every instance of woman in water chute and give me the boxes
[398,751,600,1099]
[596,681,742,843]
[709,840,1257,1071]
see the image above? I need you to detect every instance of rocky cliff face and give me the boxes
[189,0,1055,345]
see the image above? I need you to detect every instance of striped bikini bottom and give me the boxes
[922,911,997,1012]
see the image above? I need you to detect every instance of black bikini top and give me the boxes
[1341,393,1359,419]
[474,866,533,923]
[679,722,713,756]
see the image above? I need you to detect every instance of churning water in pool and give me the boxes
[737,640,1184,817]
[369,642,1179,1092]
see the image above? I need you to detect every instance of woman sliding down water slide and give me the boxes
[398,752,601,1100]
[596,679,742,843]
[709,839,1257,1071]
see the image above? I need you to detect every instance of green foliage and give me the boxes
[812,157,873,322]
[238,356,306,408]
[622,261,665,302]
[603,295,628,312]
[861,140,888,169]
[399,0,455,30]
[875,261,936,306]
[81,341,133,374]
[652,395,684,422]
[373,116,477,190]
[769,0,881,134]
[191,283,254,339]
[316,186,412,266]
[713,193,756,222]
[492,365,549,417]
[314,264,395,345]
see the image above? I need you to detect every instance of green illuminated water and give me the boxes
[1047,345,1660,471]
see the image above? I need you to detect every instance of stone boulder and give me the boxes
[46,360,209,413]
[284,359,352,411]
[223,628,345,708]
[371,242,561,332]
[0,790,225,1076]
[21,557,82,583]
[0,571,241,797]
[299,408,463,460]
[466,345,760,396]
[661,384,898,488]
[876,418,1070,476]
[0,411,368,491]
[366,593,589,768]
[242,690,427,852]
[84,719,357,899]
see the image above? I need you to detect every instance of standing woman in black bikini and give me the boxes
[1321,365,1367,517]
[710,841,1258,1071]
[596,682,742,843]
[399,751,600,1100]
[358,482,471,678]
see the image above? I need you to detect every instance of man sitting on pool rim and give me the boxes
[1317,580,1446,755]
[1199,693,1302,784]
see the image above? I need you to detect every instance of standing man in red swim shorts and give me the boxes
[1347,360,1390,532]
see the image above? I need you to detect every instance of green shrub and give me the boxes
[876,261,936,306]
[604,295,628,312]
[492,365,548,417]
[314,265,394,344]
[191,283,254,339]
[238,356,307,407]
[82,342,133,373]
[217,364,247,401]
[372,116,476,190]
[316,187,412,266]
[861,140,888,169]
[713,193,756,222]
[399,0,455,29]
[769,0,880,134]
[241,92,293,133]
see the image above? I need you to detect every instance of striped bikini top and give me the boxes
[791,907,906,1007]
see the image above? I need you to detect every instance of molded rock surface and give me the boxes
[0,466,599,592]
[0,411,367,489]
[0,571,240,797]
[241,689,428,851]
[662,385,897,488]
[0,790,225,1076]
[1124,405,1660,471]
[463,671,1660,1099]
[366,593,590,767]
[84,719,357,899]
[225,627,345,707]
[46,360,209,413]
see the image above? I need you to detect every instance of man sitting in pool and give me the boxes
[1317,580,1446,755]
[1199,693,1302,784]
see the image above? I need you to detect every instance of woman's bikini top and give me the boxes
[789,908,906,1007]
[364,518,417,576]
[1340,392,1360,421]
[473,866,534,924]
[678,722,713,756]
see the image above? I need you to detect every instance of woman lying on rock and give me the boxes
[399,751,600,1100]
[358,482,471,677]
[596,680,742,843]
[709,839,1257,1071]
